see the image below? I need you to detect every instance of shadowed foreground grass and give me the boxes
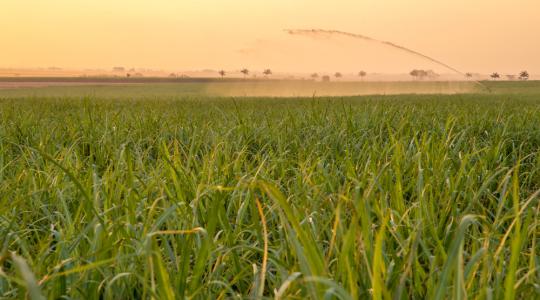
[0,94,539,299]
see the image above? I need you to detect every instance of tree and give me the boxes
[358,71,367,80]
[410,69,428,80]
[218,70,226,78]
[425,70,439,79]
[240,68,249,78]
[263,69,272,78]
[490,72,500,80]
[322,75,330,82]
[465,72,473,79]
[506,74,516,81]
[311,73,319,80]
[519,71,529,81]
[334,72,342,79]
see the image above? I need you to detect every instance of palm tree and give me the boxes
[311,73,319,80]
[465,72,473,79]
[263,69,272,78]
[240,68,249,78]
[358,71,367,80]
[334,72,342,80]
[519,71,529,81]
[218,70,226,78]
[490,72,500,80]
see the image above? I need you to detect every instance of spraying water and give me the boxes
[285,29,490,92]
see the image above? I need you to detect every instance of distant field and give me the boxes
[1,78,539,98]
[0,83,539,298]
[0,78,488,98]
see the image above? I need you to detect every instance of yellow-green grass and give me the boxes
[0,90,539,298]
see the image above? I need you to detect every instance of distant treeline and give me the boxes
[0,77,298,84]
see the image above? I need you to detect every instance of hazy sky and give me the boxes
[1,0,539,74]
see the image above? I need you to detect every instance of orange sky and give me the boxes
[1,0,539,74]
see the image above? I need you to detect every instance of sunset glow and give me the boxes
[2,0,539,73]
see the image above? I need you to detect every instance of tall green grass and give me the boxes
[0,94,539,299]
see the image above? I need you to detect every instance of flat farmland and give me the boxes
[0,81,539,298]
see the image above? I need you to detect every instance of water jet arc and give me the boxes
[285,29,490,92]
